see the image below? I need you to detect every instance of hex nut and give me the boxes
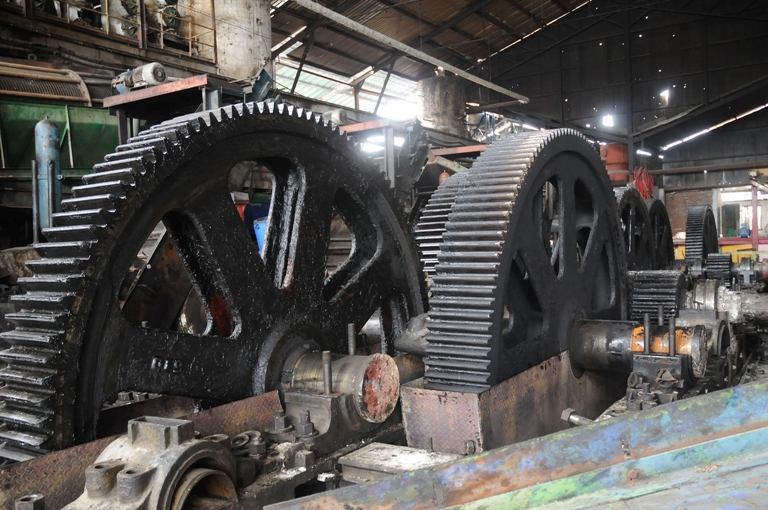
[248,437,267,456]
[294,449,315,470]
[15,494,44,510]
[560,408,575,422]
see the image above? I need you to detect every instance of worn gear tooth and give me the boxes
[0,366,56,387]
[0,427,52,449]
[10,291,77,311]
[0,402,52,427]
[4,311,68,330]
[62,194,126,212]
[0,329,64,348]
[0,346,58,365]
[33,240,92,258]
[42,224,104,243]
[0,385,54,407]
[17,274,83,292]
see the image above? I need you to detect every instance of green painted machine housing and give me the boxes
[0,100,119,208]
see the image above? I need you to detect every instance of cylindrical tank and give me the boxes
[417,75,467,137]
[34,117,61,231]
[215,0,272,80]
[600,143,629,183]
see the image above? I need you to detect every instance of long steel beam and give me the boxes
[291,0,529,104]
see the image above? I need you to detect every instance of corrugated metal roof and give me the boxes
[275,61,419,120]
[271,0,584,83]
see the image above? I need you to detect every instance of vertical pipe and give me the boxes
[347,323,356,356]
[752,185,759,251]
[383,126,396,186]
[669,316,676,356]
[30,160,39,245]
[643,313,651,354]
[34,117,60,231]
[322,351,333,395]
[657,305,664,326]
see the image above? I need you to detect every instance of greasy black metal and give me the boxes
[615,187,655,271]
[0,102,426,457]
[630,270,686,324]
[685,205,719,261]
[423,129,627,392]
[706,253,733,288]
[645,198,674,270]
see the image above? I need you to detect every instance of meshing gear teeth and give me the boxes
[423,129,627,393]
[414,172,469,283]
[629,270,686,324]
[685,205,719,261]
[706,253,733,287]
[0,102,426,461]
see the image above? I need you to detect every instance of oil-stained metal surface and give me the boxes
[0,391,280,507]
[273,379,768,510]
[401,352,624,454]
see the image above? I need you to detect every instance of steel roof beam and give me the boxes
[292,0,529,103]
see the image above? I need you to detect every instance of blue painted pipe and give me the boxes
[34,116,61,231]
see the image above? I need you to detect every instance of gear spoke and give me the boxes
[167,186,276,333]
[283,172,335,299]
[558,173,578,279]
[114,321,252,401]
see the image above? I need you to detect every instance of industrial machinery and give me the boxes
[2,102,768,509]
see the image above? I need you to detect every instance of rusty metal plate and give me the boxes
[0,391,281,508]
[401,351,625,454]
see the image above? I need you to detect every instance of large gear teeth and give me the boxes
[685,205,719,261]
[423,131,554,392]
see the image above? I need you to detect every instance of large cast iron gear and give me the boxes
[414,172,469,282]
[615,187,655,271]
[0,102,426,458]
[629,270,686,324]
[423,129,627,392]
[685,204,719,261]
[645,198,675,270]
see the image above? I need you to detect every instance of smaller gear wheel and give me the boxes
[645,199,674,270]
[615,187,655,271]
[706,253,733,287]
[685,205,719,261]
[630,270,686,324]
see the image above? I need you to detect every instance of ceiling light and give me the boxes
[602,115,614,127]
[636,149,652,156]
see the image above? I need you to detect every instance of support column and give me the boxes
[216,0,271,80]
[752,185,759,251]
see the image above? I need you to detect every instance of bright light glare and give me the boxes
[602,115,614,127]
[376,99,418,121]
[522,124,539,131]
[367,135,405,147]
[636,149,652,156]
[360,143,383,153]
